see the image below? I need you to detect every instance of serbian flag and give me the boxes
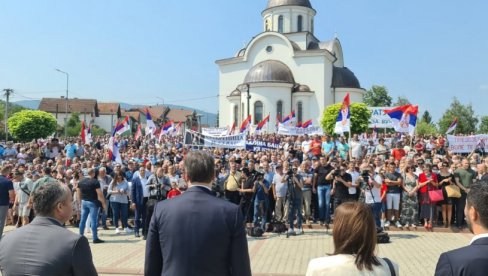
[384,104,419,136]
[145,109,156,136]
[114,116,131,136]
[240,115,251,133]
[302,119,313,129]
[282,111,296,126]
[255,114,270,134]
[134,124,142,140]
[80,121,87,144]
[160,121,174,140]
[228,122,236,135]
[446,118,458,134]
[108,137,122,164]
[171,122,183,136]
[334,93,351,134]
[296,121,302,128]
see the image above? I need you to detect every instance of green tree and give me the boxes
[421,111,432,124]
[416,121,438,136]
[8,110,57,141]
[478,116,488,134]
[321,103,371,135]
[363,85,392,107]
[438,98,478,134]
[393,96,410,106]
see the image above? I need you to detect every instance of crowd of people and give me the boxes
[0,132,486,240]
[0,130,486,275]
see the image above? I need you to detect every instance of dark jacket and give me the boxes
[0,217,97,276]
[435,237,488,276]
[131,176,145,206]
[145,185,251,276]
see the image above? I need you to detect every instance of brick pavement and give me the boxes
[2,225,473,276]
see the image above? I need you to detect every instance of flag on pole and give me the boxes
[171,122,183,136]
[282,111,296,126]
[108,137,122,164]
[296,121,302,128]
[228,122,236,135]
[240,115,252,133]
[159,121,174,140]
[384,104,419,136]
[113,116,131,136]
[86,124,92,144]
[446,118,458,134]
[145,109,156,136]
[255,114,270,134]
[81,121,87,144]
[134,124,142,140]
[334,93,351,134]
[302,120,313,129]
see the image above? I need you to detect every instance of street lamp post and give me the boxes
[55,69,69,138]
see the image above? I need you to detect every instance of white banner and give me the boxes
[368,107,394,128]
[203,132,246,149]
[201,127,229,136]
[277,125,323,136]
[447,135,488,153]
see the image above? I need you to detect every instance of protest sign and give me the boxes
[447,135,488,153]
[246,140,281,151]
[202,127,229,136]
[277,125,323,136]
[368,107,394,128]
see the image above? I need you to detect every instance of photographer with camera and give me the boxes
[284,164,304,235]
[331,163,353,212]
[224,161,242,205]
[359,164,383,228]
[240,161,257,226]
[252,169,269,231]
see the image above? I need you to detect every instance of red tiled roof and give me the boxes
[98,103,120,115]
[39,98,97,114]
[167,109,194,123]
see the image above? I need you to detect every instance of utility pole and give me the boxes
[3,89,13,143]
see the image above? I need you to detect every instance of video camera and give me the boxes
[332,169,341,177]
[361,170,370,183]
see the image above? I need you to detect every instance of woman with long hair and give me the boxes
[400,166,419,230]
[108,170,132,234]
[438,161,455,228]
[418,163,439,231]
[306,201,399,275]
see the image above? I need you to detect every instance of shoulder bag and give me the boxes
[428,184,444,203]
[445,184,461,198]
[383,257,396,276]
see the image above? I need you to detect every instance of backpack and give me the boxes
[267,220,287,233]
[246,226,264,237]
[377,231,390,244]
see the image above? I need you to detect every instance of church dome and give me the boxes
[266,0,313,9]
[332,67,361,89]
[294,84,312,92]
[244,60,295,84]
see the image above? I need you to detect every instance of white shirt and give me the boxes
[349,140,363,159]
[273,173,287,197]
[470,233,488,245]
[364,175,383,204]
[302,140,311,153]
[347,170,360,195]
[306,254,399,276]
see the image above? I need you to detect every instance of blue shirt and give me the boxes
[0,176,14,206]
[64,144,77,159]
[322,141,335,155]
[255,179,270,201]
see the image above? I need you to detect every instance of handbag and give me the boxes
[428,188,444,203]
[445,184,461,198]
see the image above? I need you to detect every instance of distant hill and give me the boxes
[13,100,218,127]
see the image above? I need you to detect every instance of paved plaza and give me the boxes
[3,225,473,276]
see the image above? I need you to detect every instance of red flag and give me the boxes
[229,122,236,135]
[256,114,270,131]
[80,121,86,144]
[134,125,142,140]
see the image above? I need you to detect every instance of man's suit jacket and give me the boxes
[131,176,145,206]
[145,185,251,276]
[0,216,97,276]
[435,237,488,276]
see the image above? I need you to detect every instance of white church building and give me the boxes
[216,0,365,131]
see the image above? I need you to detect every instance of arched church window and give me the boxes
[297,15,303,32]
[297,101,303,123]
[233,105,238,124]
[277,100,283,122]
[278,15,284,33]
[254,101,263,124]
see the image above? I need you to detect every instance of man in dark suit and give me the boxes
[131,165,149,238]
[435,181,488,276]
[145,151,251,276]
[0,182,97,276]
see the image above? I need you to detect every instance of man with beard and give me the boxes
[435,182,488,275]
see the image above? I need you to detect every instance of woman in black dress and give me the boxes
[437,162,455,228]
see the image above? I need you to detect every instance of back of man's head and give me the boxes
[184,151,214,184]
[467,181,488,230]
[33,182,69,217]
[43,167,51,176]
